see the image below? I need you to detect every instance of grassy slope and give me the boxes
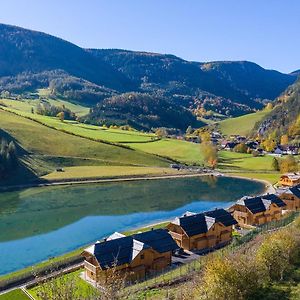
[0,289,30,300]
[0,109,169,168]
[127,139,204,164]
[218,150,274,172]
[0,98,89,117]
[29,270,94,300]
[43,166,180,180]
[218,109,270,136]
[1,106,155,143]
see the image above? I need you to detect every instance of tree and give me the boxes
[256,230,298,281]
[280,155,298,173]
[186,126,193,135]
[265,102,273,110]
[280,134,289,145]
[155,128,167,138]
[200,142,218,169]
[200,131,211,143]
[57,111,65,122]
[272,157,280,171]
[261,138,276,152]
[233,143,248,153]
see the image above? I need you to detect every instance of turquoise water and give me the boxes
[0,176,264,275]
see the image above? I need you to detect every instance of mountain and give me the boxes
[256,77,300,141]
[290,69,300,76]
[89,49,295,110]
[0,23,297,130]
[0,24,132,91]
[81,92,202,131]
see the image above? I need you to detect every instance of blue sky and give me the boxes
[0,0,299,73]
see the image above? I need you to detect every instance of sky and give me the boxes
[0,0,299,73]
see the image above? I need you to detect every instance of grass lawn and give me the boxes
[0,289,30,300]
[128,139,204,164]
[218,151,274,172]
[218,109,270,136]
[28,270,96,299]
[0,109,169,168]
[43,166,180,181]
[227,172,280,185]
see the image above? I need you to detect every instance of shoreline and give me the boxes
[0,172,215,192]
[0,172,271,281]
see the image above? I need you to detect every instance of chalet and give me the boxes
[279,173,300,187]
[224,142,237,151]
[167,208,237,251]
[246,141,259,150]
[274,146,284,155]
[81,229,178,283]
[276,186,300,211]
[286,146,299,155]
[229,194,286,226]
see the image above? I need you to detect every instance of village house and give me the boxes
[81,229,178,283]
[279,172,300,187]
[276,186,300,211]
[229,194,286,227]
[167,208,237,251]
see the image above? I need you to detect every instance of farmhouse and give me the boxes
[229,194,286,226]
[167,208,237,251]
[81,229,178,283]
[279,172,300,187]
[276,186,300,211]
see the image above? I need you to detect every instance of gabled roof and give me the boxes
[86,236,150,269]
[236,194,286,213]
[237,196,266,214]
[291,186,300,198]
[133,229,179,253]
[261,194,286,208]
[277,186,300,199]
[84,229,178,269]
[171,208,236,237]
[205,208,238,226]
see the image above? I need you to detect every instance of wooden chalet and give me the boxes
[229,194,286,226]
[276,186,300,211]
[279,173,300,187]
[81,229,178,283]
[167,208,237,251]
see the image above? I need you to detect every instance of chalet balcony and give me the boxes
[84,260,98,273]
[170,232,184,240]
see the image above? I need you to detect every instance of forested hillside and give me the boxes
[256,78,300,143]
[82,92,201,130]
[0,23,297,130]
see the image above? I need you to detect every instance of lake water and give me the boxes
[0,176,264,275]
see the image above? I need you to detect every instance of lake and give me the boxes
[0,176,265,275]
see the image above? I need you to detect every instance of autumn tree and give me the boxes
[233,143,248,153]
[200,131,211,143]
[57,111,65,122]
[265,102,273,110]
[279,155,298,173]
[200,142,217,169]
[280,134,289,145]
[256,229,299,281]
[261,138,276,152]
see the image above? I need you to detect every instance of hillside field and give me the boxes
[217,109,271,136]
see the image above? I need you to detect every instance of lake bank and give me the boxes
[0,176,265,276]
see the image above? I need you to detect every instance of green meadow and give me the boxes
[217,109,270,136]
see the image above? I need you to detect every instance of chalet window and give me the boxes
[141,254,145,260]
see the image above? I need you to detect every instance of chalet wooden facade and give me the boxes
[167,209,237,251]
[277,186,300,211]
[81,229,178,283]
[229,194,286,227]
[279,173,300,187]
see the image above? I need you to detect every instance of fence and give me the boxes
[127,211,300,296]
